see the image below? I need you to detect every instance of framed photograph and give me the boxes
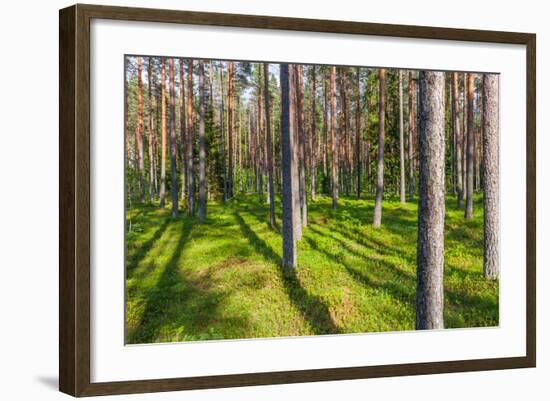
[59,4,536,397]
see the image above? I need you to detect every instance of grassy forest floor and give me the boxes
[125,194,498,344]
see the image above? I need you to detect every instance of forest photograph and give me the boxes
[124,55,500,344]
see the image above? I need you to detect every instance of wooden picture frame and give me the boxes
[59,3,536,397]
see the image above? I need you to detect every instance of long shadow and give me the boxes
[127,218,252,344]
[126,216,171,274]
[233,211,340,335]
[303,234,415,305]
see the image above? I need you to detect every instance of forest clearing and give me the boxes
[125,57,499,343]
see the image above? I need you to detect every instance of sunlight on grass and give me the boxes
[125,194,498,344]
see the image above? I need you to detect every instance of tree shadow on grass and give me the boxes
[126,219,249,344]
[307,222,498,329]
[303,232,416,306]
[126,216,171,274]
[233,211,340,335]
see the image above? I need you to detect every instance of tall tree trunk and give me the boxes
[464,73,475,219]
[136,57,145,203]
[280,64,297,269]
[330,66,339,209]
[125,69,132,203]
[416,71,446,330]
[296,65,308,227]
[227,62,234,199]
[452,72,463,208]
[322,76,328,179]
[373,68,385,227]
[179,59,187,202]
[290,66,302,240]
[399,70,406,203]
[187,59,195,215]
[159,58,167,208]
[483,74,500,279]
[147,58,156,203]
[408,71,415,200]
[355,67,361,199]
[168,59,179,217]
[218,63,227,203]
[198,60,207,220]
[264,63,276,228]
[310,66,317,200]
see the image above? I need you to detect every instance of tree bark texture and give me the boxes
[482,74,500,279]
[373,68,385,227]
[280,64,297,268]
[465,73,475,219]
[198,61,207,220]
[416,71,446,330]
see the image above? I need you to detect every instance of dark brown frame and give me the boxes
[59,3,536,397]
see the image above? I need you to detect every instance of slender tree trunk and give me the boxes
[355,67,361,199]
[147,58,156,204]
[227,62,234,199]
[399,70,406,203]
[290,66,302,240]
[416,71,446,330]
[310,66,317,200]
[408,71,415,200]
[159,59,167,208]
[296,65,308,227]
[136,57,146,203]
[198,60,207,220]
[218,64,227,202]
[168,59,179,216]
[257,71,264,204]
[452,72,464,208]
[187,59,195,216]
[465,73,475,219]
[322,77,328,179]
[483,74,500,279]
[179,59,187,202]
[280,64,297,269]
[373,68,385,227]
[264,63,276,228]
[330,66,339,209]
[125,68,132,203]
[462,73,468,209]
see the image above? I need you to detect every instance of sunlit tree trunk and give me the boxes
[187,59,195,215]
[465,73,475,219]
[483,74,500,279]
[416,71,446,330]
[290,66,302,240]
[198,60,207,220]
[159,58,167,208]
[227,62,234,199]
[136,57,146,203]
[408,71,415,200]
[330,66,339,209]
[179,59,187,203]
[322,76,328,179]
[218,64,227,203]
[355,67,361,199]
[147,58,156,203]
[452,72,463,208]
[373,68,385,227]
[168,59,179,216]
[280,64,297,268]
[399,70,406,203]
[264,63,276,228]
[310,66,317,200]
[296,65,308,227]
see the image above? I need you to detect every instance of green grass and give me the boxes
[125,194,498,344]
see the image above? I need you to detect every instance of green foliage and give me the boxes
[125,194,497,344]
